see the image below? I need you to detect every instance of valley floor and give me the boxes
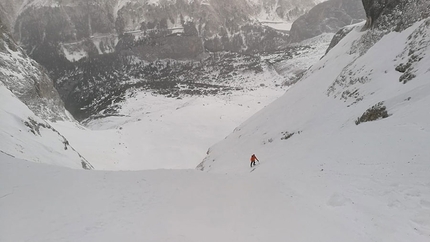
[51,88,284,170]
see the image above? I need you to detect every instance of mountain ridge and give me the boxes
[0,18,93,169]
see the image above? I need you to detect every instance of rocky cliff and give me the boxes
[0,0,23,31]
[325,0,430,108]
[0,19,93,169]
[1,0,367,122]
[5,0,321,67]
[361,0,429,31]
[289,0,365,43]
[0,19,71,121]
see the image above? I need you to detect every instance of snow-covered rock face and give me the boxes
[0,84,93,169]
[0,0,24,31]
[0,0,352,122]
[251,0,320,20]
[0,20,71,122]
[199,7,430,176]
[325,0,430,101]
[197,13,430,240]
[0,20,91,169]
[362,0,430,31]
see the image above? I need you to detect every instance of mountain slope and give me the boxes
[0,20,92,169]
[1,2,429,241]
[0,84,93,169]
[0,0,351,125]
[288,0,365,43]
[7,0,319,63]
[0,19,70,121]
[0,150,397,242]
[198,10,430,242]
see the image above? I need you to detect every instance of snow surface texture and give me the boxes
[199,19,430,241]
[1,152,367,242]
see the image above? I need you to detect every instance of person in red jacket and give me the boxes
[250,154,259,167]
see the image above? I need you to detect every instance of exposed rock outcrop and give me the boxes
[0,18,93,169]
[326,0,429,56]
[289,0,365,43]
[0,0,23,31]
[0,83,94,170]
[324,24,355,54]
[326,0,430,108]
[0,18,71,121]
[361,0,429,31]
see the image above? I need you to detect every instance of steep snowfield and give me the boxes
[0,152,380,242]
[2,7,429,242]
[0,84,92,169]
[51,88,284,170]
[271,33,334,84]
[199,19,430,240]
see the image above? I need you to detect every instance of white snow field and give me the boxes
[51,87,284,170]
[1,16,430,242]
[1,152,367,242]
[199,19,430,241]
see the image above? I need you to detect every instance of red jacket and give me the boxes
[250,155,258,162]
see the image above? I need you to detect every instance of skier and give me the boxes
[250,154,259,167]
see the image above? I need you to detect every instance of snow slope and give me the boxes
[199,19,430,241]
[51,88,284,170]
[0,84,93,169]
[1,15,429,242]
[0,152,388,242]
[2,5,429,242]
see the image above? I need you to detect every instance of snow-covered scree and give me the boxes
[199,19,430,241]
